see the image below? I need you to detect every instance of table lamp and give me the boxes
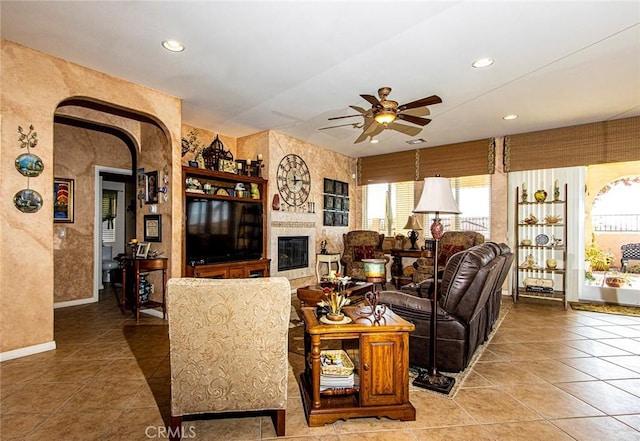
[403,215,423,250]
[412,175,461,394]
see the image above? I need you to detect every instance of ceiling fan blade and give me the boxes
[361,117,379,135]
[354,130,370,144]
[396,113,432,126]
[360,94,381,107]
[387,122,423,137]
[349,105,370,114]
[319,122,362,130]
[398,95,442,111]
[328,114,362,121]
[403,107,430,117]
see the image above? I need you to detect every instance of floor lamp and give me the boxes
[412,176,461,394]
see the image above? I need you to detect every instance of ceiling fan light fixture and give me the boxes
[162,39,185,52]
[472,57,494,68]
[406,138,427,145]
[374,110,396,124]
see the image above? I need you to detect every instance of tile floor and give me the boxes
[2,288,640,440]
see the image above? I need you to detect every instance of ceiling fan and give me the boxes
[320,87,442,143]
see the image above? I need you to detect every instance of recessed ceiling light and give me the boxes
[406,138,427,145]
[472,58,494,68]
[369,139,380,144]
[503,114,519,120]
[162,39,185,52]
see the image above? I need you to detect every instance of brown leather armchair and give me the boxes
[340,230,390,282]
[411,231,485,283]
[379,242,511,372]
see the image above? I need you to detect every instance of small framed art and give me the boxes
[53,178,74,223]
[135,242,150,258]
[144,214,162,242]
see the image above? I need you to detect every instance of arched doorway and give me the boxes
[52,99,171,310]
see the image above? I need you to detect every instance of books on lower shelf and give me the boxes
[320,350,357,390]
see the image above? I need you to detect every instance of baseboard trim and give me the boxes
[54,297,97,309]
[1,341,56,362]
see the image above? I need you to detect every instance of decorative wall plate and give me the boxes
[535,233,549,246]
[15,153,44,177]
[13,189,43,213]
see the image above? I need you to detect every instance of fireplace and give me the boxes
[278,236,309,272]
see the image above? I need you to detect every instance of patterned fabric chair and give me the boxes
[340,230,390,282]
[411,231,485,283]
[167,277,291,439]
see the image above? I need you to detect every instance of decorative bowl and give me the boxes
[521,239,532,246]
[523,214,538,224]
[545,215,562,224]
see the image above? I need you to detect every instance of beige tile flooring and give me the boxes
[2,288,640,440]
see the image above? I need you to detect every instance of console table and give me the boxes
[315,253,342,283]
[121,257,168,322]
[299,306,416,426]
[390,249,433,288]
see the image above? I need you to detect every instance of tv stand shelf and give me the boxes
[182,166,269,279]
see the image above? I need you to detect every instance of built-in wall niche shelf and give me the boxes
[323,178,349,227]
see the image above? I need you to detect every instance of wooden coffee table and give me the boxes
[296,282,374,307]
[299,305,416,426]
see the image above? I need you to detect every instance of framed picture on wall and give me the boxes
[144,214,162,242]
[53,178,74,223]
[324,194,334,209]
[145,171,159,204]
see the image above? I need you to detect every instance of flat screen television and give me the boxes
[186,198,263,265]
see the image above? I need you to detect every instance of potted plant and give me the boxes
[603,271,631,288]
[585,235,614,272]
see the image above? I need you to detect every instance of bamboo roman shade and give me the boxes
[358,139,494,185]
[505,116,640,172]
[358,150,415,185]
[418,139,494,179]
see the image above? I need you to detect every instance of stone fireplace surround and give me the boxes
[269,211,316,279]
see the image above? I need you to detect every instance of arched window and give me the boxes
[592,177,640,232]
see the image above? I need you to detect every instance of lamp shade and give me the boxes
[403,215,423,230]
[413,176,461,214]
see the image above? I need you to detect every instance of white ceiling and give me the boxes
[2,1,639,158]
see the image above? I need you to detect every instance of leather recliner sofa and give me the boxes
[379,242,512,373]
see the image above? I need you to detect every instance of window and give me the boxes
[592,176,640,232]
[102,189,118,243]
[362,181,415,237]
[362,175,491,240]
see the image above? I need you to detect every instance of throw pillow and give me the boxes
[438,244,465,266]
[353,245,375,261]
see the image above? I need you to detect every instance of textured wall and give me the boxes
[53,124,132,302]
[1,40,181,354]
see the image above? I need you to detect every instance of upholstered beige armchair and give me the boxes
[167,277,291,439]
[341,230,390,282]
[412,231,485,283]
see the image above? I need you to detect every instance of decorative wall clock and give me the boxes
[276,154,310,207]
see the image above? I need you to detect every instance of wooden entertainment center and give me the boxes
[182,165,270,278]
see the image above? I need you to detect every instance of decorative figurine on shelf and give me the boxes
[519,254,539,270]
[521,182,528,202]
[553,180,560,201]
[320,239,328,254]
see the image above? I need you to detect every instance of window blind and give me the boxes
[505,116,640,172]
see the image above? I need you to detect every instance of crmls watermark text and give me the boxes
[145,426,196,439]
